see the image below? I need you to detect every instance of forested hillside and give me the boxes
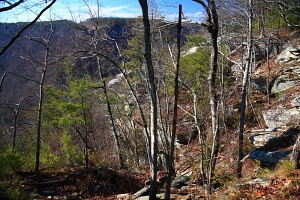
[1,0,300,199]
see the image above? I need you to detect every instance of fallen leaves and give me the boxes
[234,174,300,199]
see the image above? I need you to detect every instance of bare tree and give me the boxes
[0,96,30,149]
[193,0,219,195]
[275,0,300,28]
[237,0,253,179]
[65,0,125,168]
[165,4,182,200]
[138,0,158,198]
[14,21,66,173]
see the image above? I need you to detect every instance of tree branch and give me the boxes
[0,69,40,84]
[0,72,6,92]
[0,0,57,57]
[0,0,24,12]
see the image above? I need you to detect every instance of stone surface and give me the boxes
[249,130,281,147]
[250,77,268,93]
[236,178,271,187]
[248,127,300,168]
[291,96,300,108]
[276,45,300,64]
[271,66,300,94]
[248,127,297,148]
[262,108,300,128]
[248,149,292,163]
[172,175,191,188]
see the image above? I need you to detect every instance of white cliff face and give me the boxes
[183,46,198,56]
[107,73,124,88]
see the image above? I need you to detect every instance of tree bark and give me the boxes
[290,133,300,169]
[193,0,219,194]
[237,0,253,179]
[35,67,47,173]
[165,4,182,200]
[96,55,123,169]
[138,0,158,199]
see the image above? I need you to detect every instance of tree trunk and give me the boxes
[165,4,182,200]
[291,133,300,169]
[35,69,46,173]
[237,0,253,179]
[96,55,123,169]
[34,23,55,173]
[193,0,219,194]
[138,0,158,199]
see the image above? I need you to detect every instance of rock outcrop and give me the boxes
[262,108,300,128]
[248,127,299,168]
[271,66,300,94]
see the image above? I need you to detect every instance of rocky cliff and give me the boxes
[240,31,300,168]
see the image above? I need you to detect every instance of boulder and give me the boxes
[249,130,282,147]
[171,175,191,188]
[276,45,300,64]
[249,127,298,148]
[248,149,292,163]
[248,127,300,168]
[271,66,300,94]
[262,108,300,128]
[250,77,268,93]
[236,178,271,187]
[176,130,198,145]
[291,96,300,108]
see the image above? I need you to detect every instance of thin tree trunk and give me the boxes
[78,93,90,168]
[35,69,46,173]
[193,0,219,194]
[165,4,182,200]
[0,72,6,92]
[34,23,55,173]
[138,1,158,199]
[12,96,27,149]
[237,0,253,178]
[96,55,123,169]
[290,133,300,169]
[12,108,18,149]
[207,1,219,194]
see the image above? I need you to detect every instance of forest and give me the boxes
[1,0,300,199]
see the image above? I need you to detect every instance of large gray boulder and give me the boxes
[249,129,284,147]
[262,108,300,128]
[248,149,292,163]
[276,45,300,64]
[249,127,299,149]
[271,66,300,94]
[248,127,300,168]
[172,175,191,188]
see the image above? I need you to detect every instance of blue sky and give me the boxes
[0,0,204,23]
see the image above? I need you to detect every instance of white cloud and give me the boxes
[0,1,142,23]
[81,4,141,19]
